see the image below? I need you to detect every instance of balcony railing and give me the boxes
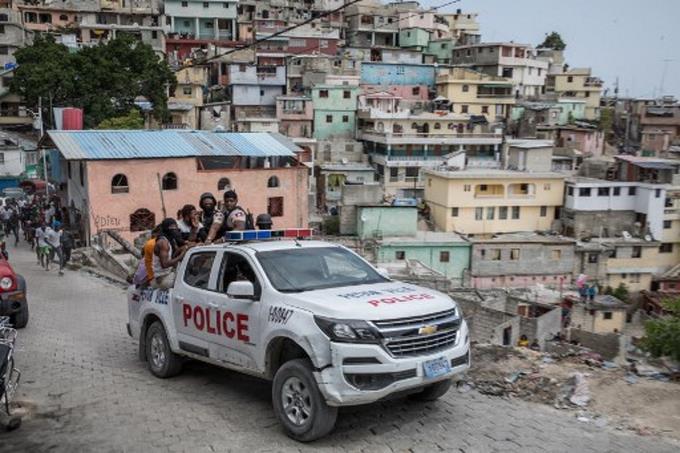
[363,131,502,139]
[477,93,514,99]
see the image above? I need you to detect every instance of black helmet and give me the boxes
[256,213,273,229]
[199,192,217,209]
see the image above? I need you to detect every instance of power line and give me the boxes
[179,0,365,70]
[180,0,462,71]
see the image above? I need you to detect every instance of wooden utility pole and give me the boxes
[156,173,167,218]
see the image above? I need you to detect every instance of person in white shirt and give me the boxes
[44,224,63,274]
[34,223,50,268]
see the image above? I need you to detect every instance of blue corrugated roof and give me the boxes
[46,130,300,160]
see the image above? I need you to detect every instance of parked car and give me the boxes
[128,230,470,441]
[0,258,28,328]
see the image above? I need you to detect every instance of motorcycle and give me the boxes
[0,316,21,430]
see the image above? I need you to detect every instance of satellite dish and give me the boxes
[622,231,632,240]
[644,234,652,242]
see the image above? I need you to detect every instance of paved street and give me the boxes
[0,242,678,453]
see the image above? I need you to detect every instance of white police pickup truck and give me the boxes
[127,229,470,441]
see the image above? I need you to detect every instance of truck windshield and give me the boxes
[257,247,388,293]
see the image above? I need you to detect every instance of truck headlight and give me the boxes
[0,277,13,290]
[314,316,380,344]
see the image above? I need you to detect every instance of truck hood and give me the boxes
[282,281,457,321]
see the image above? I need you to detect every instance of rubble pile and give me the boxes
[463,343,680,439]
[463,343,678,406]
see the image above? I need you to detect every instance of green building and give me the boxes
[425,38,456,64]
[312,85,359,140]
[377,232,471,283]
[399,28,430,51]
[356,206,418,240]
[352,205,470,283]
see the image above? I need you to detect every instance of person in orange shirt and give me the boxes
[132,225,161,287]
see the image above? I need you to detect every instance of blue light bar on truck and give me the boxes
[226,228,313,241]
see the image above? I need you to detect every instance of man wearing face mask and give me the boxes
[197,192,220,243]
[152,218,187,289]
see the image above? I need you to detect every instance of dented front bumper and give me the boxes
[315,319,470,406]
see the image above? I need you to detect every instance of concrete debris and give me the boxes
[468,343,680,441]
[568,373,591,407]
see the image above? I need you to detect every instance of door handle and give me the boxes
[208,302,219,309]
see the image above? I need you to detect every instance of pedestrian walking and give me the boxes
[34,223,50,269]
[45,223,64,274]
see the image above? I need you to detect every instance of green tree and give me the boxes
[612,282,629,302]
[97,109,145,129]
[11,34,176,128]
[10,35,78,120]
[640,298,680,361]
[539,32,566,51]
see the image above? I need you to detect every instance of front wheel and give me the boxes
[144,321,182,378]
[12,303,28,329]
[272,359,337,442]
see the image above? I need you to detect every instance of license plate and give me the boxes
[423,357,450,378]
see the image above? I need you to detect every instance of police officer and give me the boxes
[205,190,249,243]
[256,213,273,230]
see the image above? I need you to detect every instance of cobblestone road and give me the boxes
[1,243,678,453]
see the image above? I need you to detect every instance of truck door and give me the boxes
[173,250,220,357]
[210,250,263,370]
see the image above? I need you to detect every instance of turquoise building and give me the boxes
[356,206,418,240]
[399,28,430,51]
[312,85,359,140]
[353,205,471,283]
[377,232,471,283]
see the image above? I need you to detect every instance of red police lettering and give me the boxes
[194,305,205,330]
[237,314,249,342]
[182,304,192,326]
[367,293,434,307]
[223,311,235,338]
[182,304,249,343]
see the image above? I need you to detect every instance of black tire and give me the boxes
[144,321,182,378]
[272,359,337,442]
[410,379,452,402]
[12,303,28,329]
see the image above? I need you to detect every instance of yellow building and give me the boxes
[587,238,661,292]
[436,67,515,122]
[658,186,680,270]
[547,68,602,120]
[167,66,209,129]
[424,169,565,234]
[569,296,627,334]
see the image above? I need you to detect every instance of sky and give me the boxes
[420,0,680,99]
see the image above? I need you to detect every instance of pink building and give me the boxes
[543,126,605,157]
[46,130,308,242]
[276,95,313,138]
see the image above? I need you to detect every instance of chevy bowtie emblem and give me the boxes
[419,325,438,335]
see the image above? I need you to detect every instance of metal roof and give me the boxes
[46,130,299,161]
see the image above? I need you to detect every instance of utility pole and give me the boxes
[156,172,167,218]
[39,96,49,199]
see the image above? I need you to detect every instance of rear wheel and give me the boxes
[272,359,337,442]
[410,379,452,402]
[145,321,182,378]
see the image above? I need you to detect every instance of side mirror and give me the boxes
[227,281,256,300]
[376,267,391,279]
